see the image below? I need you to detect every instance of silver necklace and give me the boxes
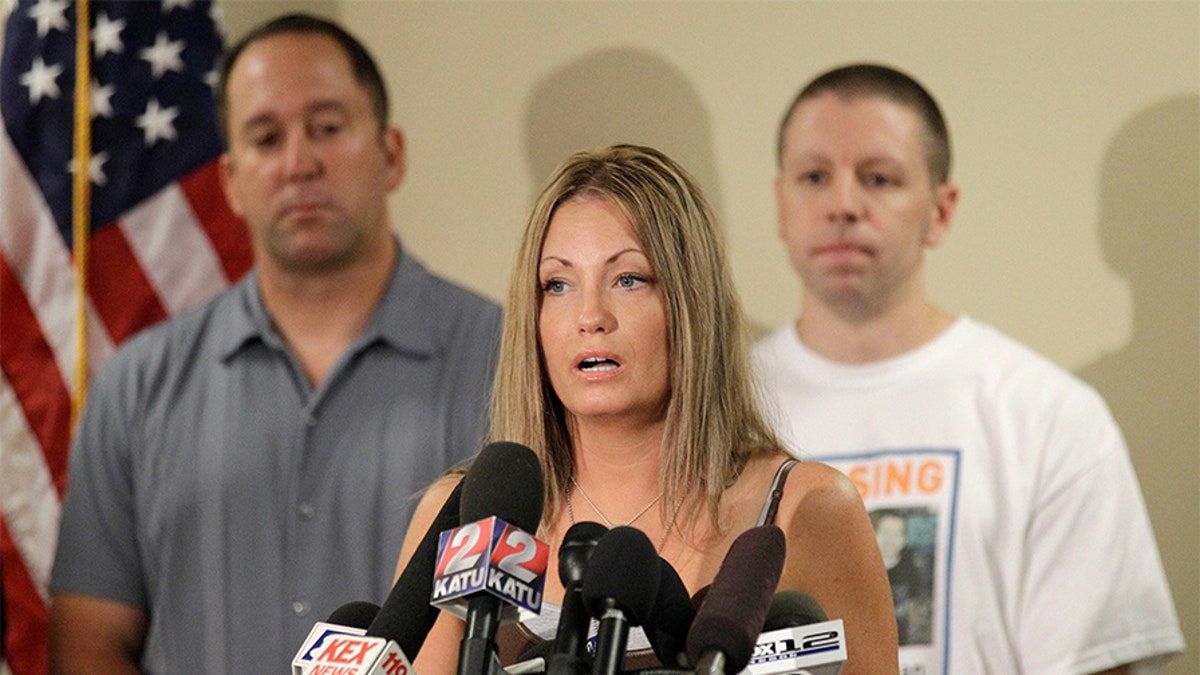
[567,477,682,551]
[569,476,661,528]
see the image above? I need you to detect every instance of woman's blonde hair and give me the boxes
[489,144,781,532]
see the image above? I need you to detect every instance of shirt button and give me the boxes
[298,503,315,519]
[293,601,310,617]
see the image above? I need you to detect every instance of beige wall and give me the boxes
[226,1,1198,672]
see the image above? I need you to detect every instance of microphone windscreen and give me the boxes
[365,480,463,654]
[764,590,828,629]
[460,441,544,532]
[326,600,381,629]
[558,521,609,586]
[580,526,661,625]
[646,557,696,668]
[685,525,786,672]
[690,584,711,610]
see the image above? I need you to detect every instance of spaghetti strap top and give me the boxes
[756,458,799,526]
[497,456,801,669]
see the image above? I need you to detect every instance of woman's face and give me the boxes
[537,195,671,427]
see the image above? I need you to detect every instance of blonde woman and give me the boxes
[396,145,897,674]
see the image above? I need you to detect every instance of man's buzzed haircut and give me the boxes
[777,63,951,185]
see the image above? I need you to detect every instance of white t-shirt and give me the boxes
[754,316,1184,674]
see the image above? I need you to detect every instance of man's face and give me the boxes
[219,32,404,275]
[775,92,956,317]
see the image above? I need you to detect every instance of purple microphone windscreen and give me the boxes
[327,600,381,629]
[460,441,544,532]
[685,525,786,672]
[580,526,661,625]
[764,590,828,629]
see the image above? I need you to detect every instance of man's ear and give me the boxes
[774,174,788,241]
[383,126,406,192]
[924,181,958,248]
[218,152,244,217]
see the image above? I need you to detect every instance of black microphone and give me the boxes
[580,526,661,675]
[328,600,382,630]
[747,592,845,675]
[645,556,696,668]
[293,601,408,674]
[763,591,827,630]
[686,525,786,675]
[548,521,610,675]
[364,479,464,657]
[453,442,547,675]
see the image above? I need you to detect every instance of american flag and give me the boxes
[0,1,251,672]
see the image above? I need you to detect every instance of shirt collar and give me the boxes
[218,241,439,361]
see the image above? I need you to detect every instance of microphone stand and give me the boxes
[458,594,503,675]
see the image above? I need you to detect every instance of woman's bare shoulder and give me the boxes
[776,459,868,530]
[394,473,465,579]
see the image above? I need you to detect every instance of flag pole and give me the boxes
[71,0,91,430]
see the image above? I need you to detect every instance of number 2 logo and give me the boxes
[438,522,484,575]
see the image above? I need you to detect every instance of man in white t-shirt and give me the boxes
[754,63,1184,674]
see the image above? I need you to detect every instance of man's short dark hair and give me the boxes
[216,13,389,143]
[777,63,951,184]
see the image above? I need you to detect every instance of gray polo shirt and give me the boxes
[51,248,501,673]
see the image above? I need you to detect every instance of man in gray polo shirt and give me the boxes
[48,14,501,673]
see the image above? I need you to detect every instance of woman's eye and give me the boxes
[542,279,566,294]
[616,274,647,289]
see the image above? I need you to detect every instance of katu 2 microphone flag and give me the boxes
[0,1,251,672]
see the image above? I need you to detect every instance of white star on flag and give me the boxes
[26,0,69,37]
[136,97,180,145]
[90,80,115,118]
[92,12,127,58]
[20,55,62,104]
[67,150,111,186]
[139,30,185,79]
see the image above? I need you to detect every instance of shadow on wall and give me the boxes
[1075,94,1199,675]
[522,46,722,218]
[521,46,776,336]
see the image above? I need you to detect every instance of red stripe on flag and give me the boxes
[179,162,253,283]
[0,253,71,495]
[2,515,50,675]
[86,224,168,346]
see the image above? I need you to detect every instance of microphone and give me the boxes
[292,602,413,675]
[764,591,827,630]
[686,525,786,675]
[747,593,846,675]
[644,556,696,668]
[433,442,549,675]
[364,480,464,657]
[330,601,382,630]
[547,521,610,675]
[580,526,661,675]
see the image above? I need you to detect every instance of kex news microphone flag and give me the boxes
[0,1,251,672]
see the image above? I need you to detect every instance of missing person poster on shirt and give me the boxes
[819,448,960,675]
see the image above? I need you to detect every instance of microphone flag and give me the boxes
[432,515,549,622]
[746,619,847,675]
[292,622,415,675]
